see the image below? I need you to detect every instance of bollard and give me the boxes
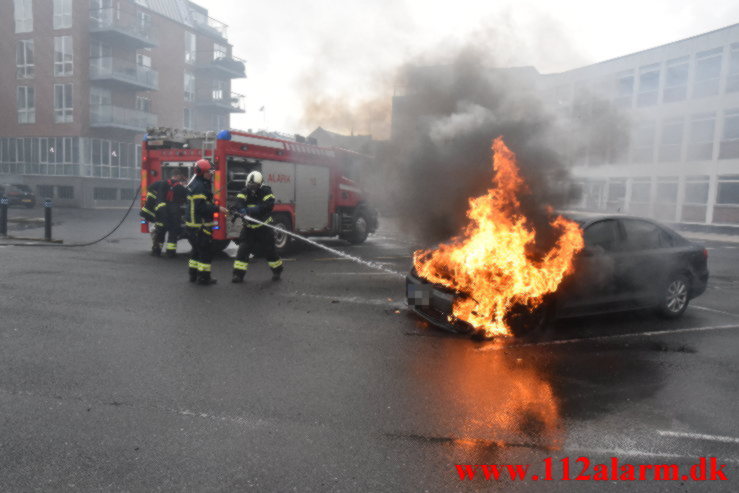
[43,198,52,241]
[0,197,7,236]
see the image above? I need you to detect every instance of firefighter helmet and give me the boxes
[246,171,263,190]
[194,159,212,175]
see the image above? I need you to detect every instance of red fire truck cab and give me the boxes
[141,129,378,251]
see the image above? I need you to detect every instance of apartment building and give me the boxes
[0,0,245,207]
[545,24,739,229]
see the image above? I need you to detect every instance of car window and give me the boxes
[583,219,621,252]
[621,219,670,251]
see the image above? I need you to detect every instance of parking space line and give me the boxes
[692,305,739,318]
[318,272,401,276]
[283,291,404,308]
[477,324,739,351]
[657,430,739,444]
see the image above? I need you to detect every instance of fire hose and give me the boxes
[229,210,404,278]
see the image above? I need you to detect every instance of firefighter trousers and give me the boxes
[232,225,283,278]
[153,208,182,253]
[187,227,214,281]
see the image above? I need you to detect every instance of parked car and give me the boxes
[407,214,709,337]
[0,184,36,208]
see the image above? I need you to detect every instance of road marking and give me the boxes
[477,324,739,351]
[692,305,739,318]
[285,291,405,308]
[657,430,739,444]
[328,271,397,275]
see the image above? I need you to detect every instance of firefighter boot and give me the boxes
[232,260,248,283]
[197,271,217,285]
[151,241,162,256]
[165,242,177,258]
[271,264,283,281]
[188,260,199,283]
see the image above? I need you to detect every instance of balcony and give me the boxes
[191,14,228,40]
[89,8,157,48]
[90,104,158,132]
[196,92,245,113]
[195,55,246,79]
[89,57,159,91]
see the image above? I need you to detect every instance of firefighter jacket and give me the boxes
[141,179,165,221]
[185,175,219,230]
[235,185,275,228]
[153,179,187,218]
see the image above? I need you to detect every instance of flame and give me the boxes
[413,137,584,337]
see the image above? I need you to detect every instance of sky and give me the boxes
[201,0,739,137]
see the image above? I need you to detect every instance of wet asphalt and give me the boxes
[1,207,739,491]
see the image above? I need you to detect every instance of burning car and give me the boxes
[406,138,709,338]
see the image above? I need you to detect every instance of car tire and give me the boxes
[347,212,369,245]
[657,273,690,318]
[507,298,555,339]
[272,213,292,254]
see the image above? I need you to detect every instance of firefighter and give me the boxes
[186,159,228,285]
[231,171,283,283]
[152,170,187,258]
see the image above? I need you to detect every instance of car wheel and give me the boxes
[347,213,369,245]
[507,298,554,339]
[272,214,292,254]
[658,274,690,318]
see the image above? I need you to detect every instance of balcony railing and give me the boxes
[196,54,246,78]
[89,57,159,91]
[191,13,228,39]
[90,104,158,132]
[196,91,245,113]
[89,8,156,47]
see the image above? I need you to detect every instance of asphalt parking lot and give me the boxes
[1,208,738,491]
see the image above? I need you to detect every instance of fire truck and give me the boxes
[140,128,378,252]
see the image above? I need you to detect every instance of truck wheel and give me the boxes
[213,239,231,252]
[272,214,292,253]
[347,213,369,245]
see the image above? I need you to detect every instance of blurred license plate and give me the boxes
[407,283,430,307]
[22,199,31,202]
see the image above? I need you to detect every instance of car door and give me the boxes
[559,218,623,315]
[616,218,675,304]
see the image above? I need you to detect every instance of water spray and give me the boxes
[230,212,405,279]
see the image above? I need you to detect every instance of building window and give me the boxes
[17,86,35,124]
[637,64,660,107]
[614,70,634,107]
[212,79,225,100]
[184,108,193,129]
[54,83,73,123]
[687,113,715,161]
[94,188,118,200]
[716,175,739,205]
[631,121,655,163]
[90,87,111,106]
[214,43,227,60]
[54,36,74,76]
[137,10,151,34]
[658,118,684,162]
[684,176,709,205]
[663,56,689,103]
[719,109,739,160]
[57,186,74,199]
[14,0,33,33]
[90,40,111,58]
[656,177,678,204]
[728,44,739,93]
[693,48,722,98]
[630,178,652,205]
[135,96,151,112]
[16,39,34,79]
[185,31,196,64]
[53,0,73,29]
[184,72,195,101]
[136,48,152,68]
